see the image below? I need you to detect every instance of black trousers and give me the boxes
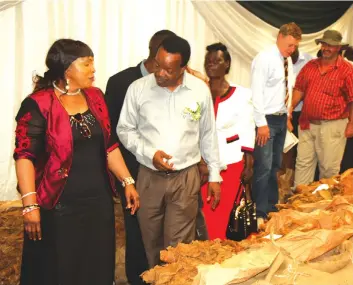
[195,190,209,241]
[341,138,353,173]
[117,185,148,285]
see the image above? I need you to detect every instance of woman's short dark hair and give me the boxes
[159,36,191,67]
[33,39,93,92]
[206,42,231,74]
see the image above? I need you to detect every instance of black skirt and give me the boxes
[20,197,115,285]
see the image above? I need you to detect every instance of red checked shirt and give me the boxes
[294,56,353,130]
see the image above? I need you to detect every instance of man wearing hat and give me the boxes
[289,30,353,186]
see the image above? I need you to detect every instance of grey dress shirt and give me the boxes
[117,72,222,182]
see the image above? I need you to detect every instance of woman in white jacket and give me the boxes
[200,43,255,239]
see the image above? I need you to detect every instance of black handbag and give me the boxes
[226,181,257,241]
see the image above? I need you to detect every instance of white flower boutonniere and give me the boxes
[183,102,201,121]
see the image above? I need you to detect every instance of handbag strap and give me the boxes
[234,180,245,205]
[244,182,253,203]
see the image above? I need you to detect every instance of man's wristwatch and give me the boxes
[121,177,135,187]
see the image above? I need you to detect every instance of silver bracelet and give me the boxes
[121,177,135,187]
[22,206,40,216]
[21,192,37,199]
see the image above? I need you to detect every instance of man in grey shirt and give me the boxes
[117,35,221,268]
[105,29,176,284]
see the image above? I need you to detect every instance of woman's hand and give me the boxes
[241,166,253,184]
[23,208,42,241]
[125,184,140,215]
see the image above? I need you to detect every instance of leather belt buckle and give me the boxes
[165,170,178,175]
[158,170,174,175]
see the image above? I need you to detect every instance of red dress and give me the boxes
[201,161,244,240]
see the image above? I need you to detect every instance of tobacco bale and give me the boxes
[340,174,353,196]
[0,201,23,285]
[142,239,250,285]
[308,240,353,273]
[160,240,243,264]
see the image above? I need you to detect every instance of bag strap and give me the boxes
[234,180,245,205]
[244,181,253,203]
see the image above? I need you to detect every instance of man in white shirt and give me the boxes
[117,35,222,267]
[251,23,302,223]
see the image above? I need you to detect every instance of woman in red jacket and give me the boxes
[14,39,139,285]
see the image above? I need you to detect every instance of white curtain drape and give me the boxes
[0,0,219,200]
[192,1,353,87]
[1,0,353,201]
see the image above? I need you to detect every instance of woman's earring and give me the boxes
[65,79,70,91]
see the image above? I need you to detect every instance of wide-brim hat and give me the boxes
[315,30,349,48]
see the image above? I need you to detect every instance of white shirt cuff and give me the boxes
[255,115,268,127]
[208,168,223,182]
[142,145,157,165]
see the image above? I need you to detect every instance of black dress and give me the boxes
[19,100,115,285]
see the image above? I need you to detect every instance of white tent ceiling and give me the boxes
[0,0,23,12]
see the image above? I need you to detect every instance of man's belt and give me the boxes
[156,164,196,176]
[269,112,286,116]
[159,170,180,175]
[310,120,323,125]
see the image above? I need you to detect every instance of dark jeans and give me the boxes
[253,114,287,218]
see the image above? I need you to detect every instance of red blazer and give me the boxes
[14,87,118,209]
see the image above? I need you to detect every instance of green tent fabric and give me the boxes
[237,1,352,34]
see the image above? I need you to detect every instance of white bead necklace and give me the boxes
[53,81,81,96]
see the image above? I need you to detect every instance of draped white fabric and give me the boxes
[0,0,219,200]
[1,0,353,200]
[192,1,353,87]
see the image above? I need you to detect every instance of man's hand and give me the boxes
[256,125,270,147]
[288,106,294,120]
[152,150,174,171]
[241,167,253,184]
[207,182,221,210]
[125,185,140,215]
[198,163,209,186]
[345,121,353,138]
[287,118,294,132]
